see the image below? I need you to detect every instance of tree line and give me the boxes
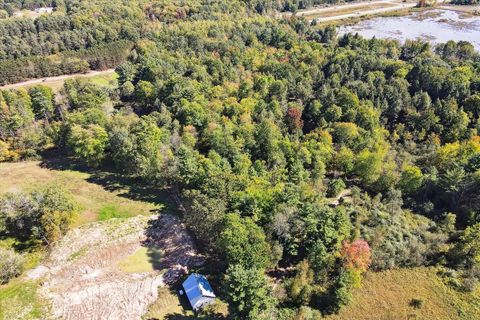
[0,0,358,86]
[0,40,133,85]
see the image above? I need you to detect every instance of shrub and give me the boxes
[288,260,314,306]
[461,266,480,292]
[294,306,322,320]
[366,210,447,270]
[327,178,346,198]
[455,223,480,268]
[410,298,424,309]
[0,140,19,162]
[329,269,356,313]
[0,184,78,245]
[198,300,229,318]
[0,248,24,284]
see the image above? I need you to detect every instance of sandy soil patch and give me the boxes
[28,214,202,320]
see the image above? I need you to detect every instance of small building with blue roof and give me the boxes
[182,273,216,311]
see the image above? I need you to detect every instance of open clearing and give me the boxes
[328,267,480,320]
[117,246,163,273]
[299,2,397,20]
[26,214,202,320]
[0,279,47,320]
[143,287,195,319]
[0,161,198,319]
[0,69,117,92]
[12,8,53,19]
[0,161,156,225]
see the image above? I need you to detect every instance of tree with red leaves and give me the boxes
[340,239,372,273]
[286,107,303,133]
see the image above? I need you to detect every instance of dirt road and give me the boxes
[286,0,418,22]
[317,3,416,22]
[0,69,116,90]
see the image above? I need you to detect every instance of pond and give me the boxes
[338,9,480,51]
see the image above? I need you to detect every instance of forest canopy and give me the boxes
[1,0,480,318]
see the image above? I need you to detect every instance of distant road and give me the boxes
[0,69,116,90]
[314,2,417,22]
[282,0,418,22]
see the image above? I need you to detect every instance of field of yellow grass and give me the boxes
[328,267,480,320]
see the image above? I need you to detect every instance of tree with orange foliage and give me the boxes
[340,239,372,273]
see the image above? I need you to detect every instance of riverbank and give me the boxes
[338,8,480,51]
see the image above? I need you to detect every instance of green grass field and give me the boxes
[0,279,47,320]
[45,71,118,92]
[87,72,119,90]
[117,246,164,273]
[0,161,158,225]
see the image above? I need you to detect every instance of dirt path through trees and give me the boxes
[0,69,116,91]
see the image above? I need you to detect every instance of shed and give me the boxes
[182,273,216,311]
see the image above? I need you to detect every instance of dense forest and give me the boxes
[0,0,361,84]
[1,0,480,319]
[0,0,146,84]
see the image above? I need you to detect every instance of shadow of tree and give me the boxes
[146,246,164,271]
[40,154,179,215]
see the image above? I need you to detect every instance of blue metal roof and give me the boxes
[182,273,216,310]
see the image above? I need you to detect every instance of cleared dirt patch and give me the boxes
[28,214,203,320]
[0,69,117,92]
